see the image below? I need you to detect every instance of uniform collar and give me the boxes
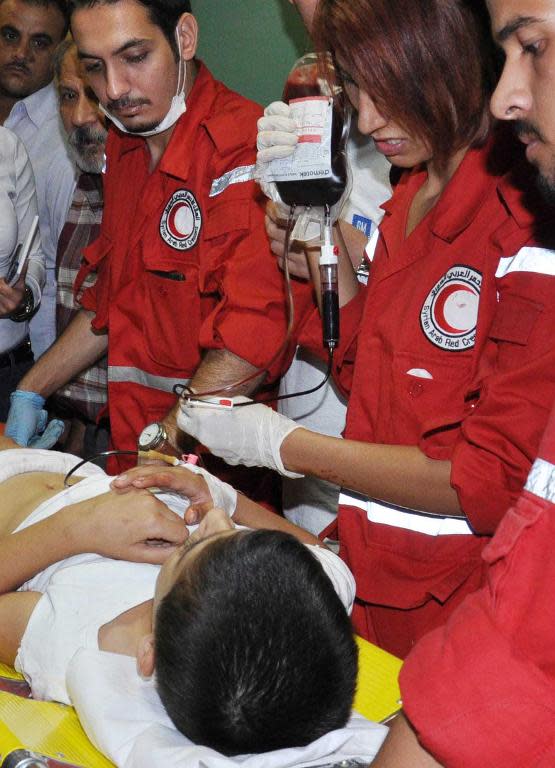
[381,139,500,244]
[111,61,215,180]
[9,81,57,128]
[159,61,215,181]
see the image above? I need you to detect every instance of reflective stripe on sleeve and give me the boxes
[108,366,189,394]
[496,246,555,278]
[524,458,555,503]
[338,490,473,536]
[209,164,256,198]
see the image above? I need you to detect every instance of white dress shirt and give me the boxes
[0,126,45,353]
[6,81,77,357]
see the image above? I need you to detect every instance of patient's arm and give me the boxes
[0,489,189,595]
[233,494,322,546]
[370,714,443,767]
[112,464,322,546]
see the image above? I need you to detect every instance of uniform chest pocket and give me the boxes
[200,199,252,290]
[389,352,475,443]
[142,260,202,374]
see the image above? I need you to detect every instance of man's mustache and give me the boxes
[513,119,545,144]
[4,59,31,75]
[68,125,107,151]
[106,96,150,112]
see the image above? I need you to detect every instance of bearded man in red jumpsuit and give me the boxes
[6,0,310,473]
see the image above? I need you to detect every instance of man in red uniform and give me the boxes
[369,0,555,762]
[6,0,308,472]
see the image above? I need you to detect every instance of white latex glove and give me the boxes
[177,397,304,479]
[256,102,347,244]
[256,101,298,164]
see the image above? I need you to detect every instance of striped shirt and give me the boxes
[53,172,107,422]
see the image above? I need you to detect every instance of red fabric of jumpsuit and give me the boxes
[302,143,555,657]
[400,402,555,766]
[76,64,310,474]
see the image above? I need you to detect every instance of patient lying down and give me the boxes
[0,438,359,759]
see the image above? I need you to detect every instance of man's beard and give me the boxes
[105,95,159,133]
[536,168,555,205]
[513,118,555,204]
[67,125,108,174]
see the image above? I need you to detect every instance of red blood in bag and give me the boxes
[276,58,348,208]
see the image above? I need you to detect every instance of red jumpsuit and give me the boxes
[400,403,555,766]
[303,144,555,657]
[77,64,309,472]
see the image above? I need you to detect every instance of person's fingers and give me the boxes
[28,418,64,448]
[184,501,213,525]
[265,214,287,241]
[112,466,183,490]
[263,101,292,118]
[265,199,291,224]
[129,542,180,566]
[144,512,189,546]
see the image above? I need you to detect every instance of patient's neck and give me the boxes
[98,600,153,656]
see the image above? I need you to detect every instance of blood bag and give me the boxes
[274,53,350,208]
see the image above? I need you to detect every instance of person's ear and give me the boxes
[176,13,198,62]
[136,634,155,679]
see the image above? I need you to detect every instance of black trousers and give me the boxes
[0,355,34,422]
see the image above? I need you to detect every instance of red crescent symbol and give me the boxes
[167,201,192,239]
[433,283,475,334]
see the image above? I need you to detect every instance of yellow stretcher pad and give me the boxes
[0,637,401,767]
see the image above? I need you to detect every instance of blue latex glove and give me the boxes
[5,390,64,448]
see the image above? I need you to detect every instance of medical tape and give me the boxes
[524,457,555,503]
[209,164,256,197]
[496,246,555,278]
[108,365,189,394]
[339,490,473,536]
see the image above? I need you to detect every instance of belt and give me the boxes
[0,337,33,369]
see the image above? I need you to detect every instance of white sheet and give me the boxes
[67,649,388,768]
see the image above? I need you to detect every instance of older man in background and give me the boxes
[47,38,109,456]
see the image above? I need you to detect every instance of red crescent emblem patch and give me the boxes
[160,190,202,250]
[420,265,482,351]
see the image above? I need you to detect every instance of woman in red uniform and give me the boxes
[179,0,555,657]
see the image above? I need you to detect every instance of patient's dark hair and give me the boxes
[68,0,191,58]
[155,530,357,756]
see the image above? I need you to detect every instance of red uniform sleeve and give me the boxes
[450,268,555,533]
[400,487,555,767]
[197,183,314,382]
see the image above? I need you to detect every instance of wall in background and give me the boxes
[192,0,310,105]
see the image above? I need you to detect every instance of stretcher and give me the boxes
[0,637,401,767]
